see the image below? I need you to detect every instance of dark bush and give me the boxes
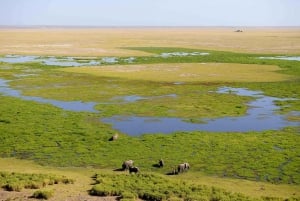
[32,190,54,200]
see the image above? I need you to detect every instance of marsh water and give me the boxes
[1,53,299,135]
[0,55,122,66]
[0,77,298,135]
[0,78,97,112]
[103,87,299,135]
[1,54,300,67]
[160,52,210,58]
[0,53,208,67]
[258,56,300,61]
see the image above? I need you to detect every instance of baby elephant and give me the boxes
[122,160,134,170]
[109,133,119,141]
[158,159,164,168]
[177,162,190,173]
[129,166,139,174]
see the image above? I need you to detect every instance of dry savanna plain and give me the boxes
[0,27,299,201]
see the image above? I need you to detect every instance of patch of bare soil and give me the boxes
[0,189,119,201]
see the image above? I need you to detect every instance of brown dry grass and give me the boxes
[61,63,294,83]
[0,27,299,56]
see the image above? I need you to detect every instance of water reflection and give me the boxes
[0,78,97,112]
[111,94,177,102]
[102,87,299,136]
[0,76,298,134]
[160,52,209,58]
[0,55,134,67]
[259,56,300,61]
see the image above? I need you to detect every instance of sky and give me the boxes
[0,0,299,27]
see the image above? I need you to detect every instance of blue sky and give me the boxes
[0,0,299,26]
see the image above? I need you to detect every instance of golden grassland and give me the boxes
[0,158,299,200]
[60,63,294,83]
[0,27,300,56]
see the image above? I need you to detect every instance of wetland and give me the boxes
[0,28,299,201]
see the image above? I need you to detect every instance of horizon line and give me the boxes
[0,25,300,29]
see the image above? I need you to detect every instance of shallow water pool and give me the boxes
[102,87,299,135]
[259,56,300,61]
[0,78,97,112]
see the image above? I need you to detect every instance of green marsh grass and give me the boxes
[0,94,299,184]
[0,48,299,200]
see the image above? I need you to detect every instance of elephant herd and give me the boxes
[121,159,190,175]
[112,135,190,175]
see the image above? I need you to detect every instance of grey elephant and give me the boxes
[129,166,139,174]
[177,162,190,173]
[122,160,134,170]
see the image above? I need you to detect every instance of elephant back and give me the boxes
[122,160,134,170]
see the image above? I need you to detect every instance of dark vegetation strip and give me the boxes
[90,173,299,201]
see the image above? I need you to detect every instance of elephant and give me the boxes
[158,159,164,168]
[109,133,119,141]
[177,162,190,173]
[122,160,134,170]
[129,166,139,174]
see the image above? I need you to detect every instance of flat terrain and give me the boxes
[0,28,299,201]
[0,27,300,56]
[61,63,294,83]
[0,158,299,200]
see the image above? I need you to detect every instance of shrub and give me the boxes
[121,191,137,199]
[32,190,54,200]
[90,185,112,196]
[0,171,73,192]
[90,173,294,201]
[3,183,23,192]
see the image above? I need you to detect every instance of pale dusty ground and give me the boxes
[0,190,118,201]
[0,27,299,56]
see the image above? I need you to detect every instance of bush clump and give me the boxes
[0,171,73,192]
[89,173,294,201]
[32,190,54,200]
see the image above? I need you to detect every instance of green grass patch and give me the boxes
[0,171,73,192]
[0,94,299,184]
[90,172,299,201]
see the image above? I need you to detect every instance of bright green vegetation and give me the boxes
[0,171,73,192]
[0,95,299,184]
[90,173,299,201]
[0,48,299,200]
[125,47,300,73]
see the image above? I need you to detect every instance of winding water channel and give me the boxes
[103,87,298,135]
[0,77,298,135]
[0,78,97,112]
